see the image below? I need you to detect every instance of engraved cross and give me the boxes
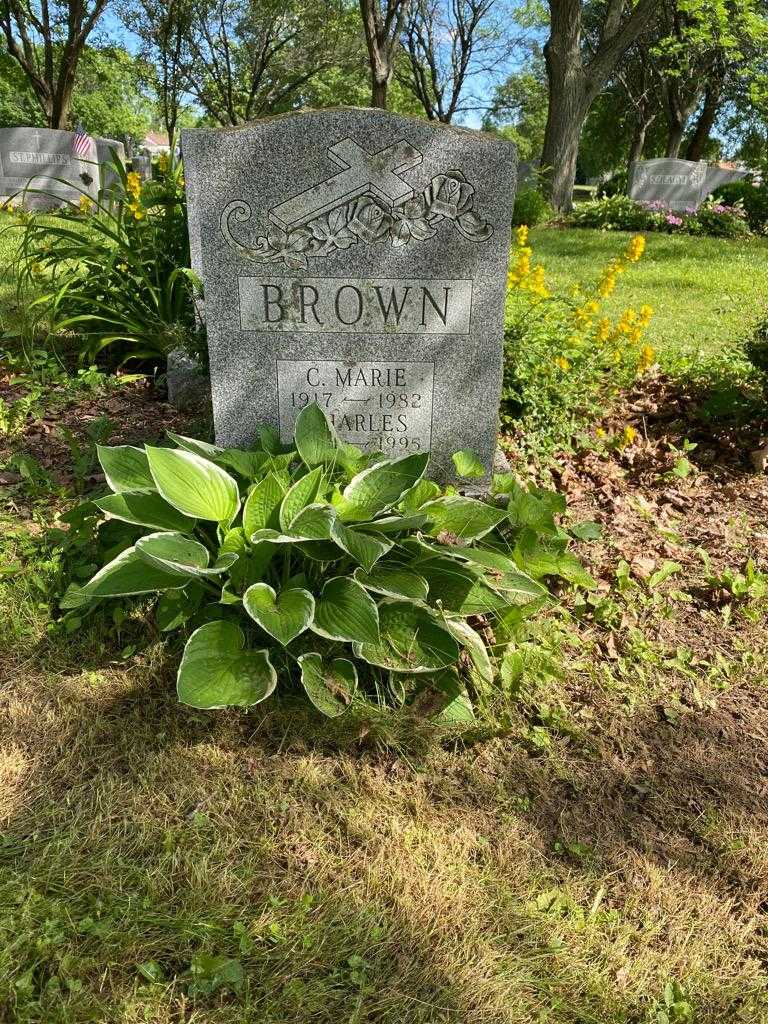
[269,137,423,230]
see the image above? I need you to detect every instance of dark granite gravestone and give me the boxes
[0,127,99,209]
[182,108,517,481]
[95,137,126,195]
[629,157,708,211]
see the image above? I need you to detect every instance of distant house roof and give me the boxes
[143,131,170,148]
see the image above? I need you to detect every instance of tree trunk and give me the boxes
[627,120,647,172]
[686,82,721,162]
[665,122,685,158]
[541,86,585,213]
[371,73,388,108]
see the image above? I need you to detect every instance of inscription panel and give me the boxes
[277,359,433,453]
[240,277,472,334]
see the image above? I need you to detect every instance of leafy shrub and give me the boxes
[569,194,651,231]
[711,180,768,233]
[503,227,656,453]
[686,198,751,238]
[7,149,202,366]
[58,404,589,722]
[596,170,627,198]
[512,188,552,228]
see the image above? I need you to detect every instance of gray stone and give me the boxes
[629,157,708,211]
[0,126,99,210]
[166,347,211,412]
[95,137,126,196]
[182,108,517,481]
[702,164,749,196]
[517,159,540,191]
[132,154,152,181]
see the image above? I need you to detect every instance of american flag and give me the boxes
[72,124,92,158]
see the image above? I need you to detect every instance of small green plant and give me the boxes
[512,188,552,228]
[8,146,202,366]
[58,404,585,720]
[648,980,694,1024]
[570,194,651,231]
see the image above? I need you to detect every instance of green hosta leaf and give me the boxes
[353,599,458,673]
[155,583,205,631]
[361,514,428,533]
[354,563,429,601]
[146,447,240,524]
[97,444,154,492]
[419,557,509,615]
[242,472,284,537]
[297,540,344,562]
[94,491,196,533]
[251,504,335,544]
[514,529,596,589]
[444,618,493,686]
[279,466,323,532]
[444,547,547,603]
[422,495,507,540]
[294,402,339,467]
[243,582,314,645]
[81,546,188,598]
[298,652,357,718]
[220,527,248,557]
[135,532,236,578]
[177,621,277,709]
[411,669,475,722]
[400,478,441,514]
[311,577,380,644]
[339,452,429,521]
[330,519,393,572]
[506,485,562,537]
[452,449,485,478]
[166,433,266,480]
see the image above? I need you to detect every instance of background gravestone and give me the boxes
[0,127,99,209]
[629,157,708,211]
[703,164,749,196]
[95,137,126,195]
[182,108,517,481]
[131,154,152,181]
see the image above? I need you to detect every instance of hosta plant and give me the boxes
[60,404,570,721]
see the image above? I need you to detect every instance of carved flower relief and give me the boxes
[426,171,475,219]
[308,205,357,250]
[390,198,435,247]
[264,222,314,269]
[347,196,392,242]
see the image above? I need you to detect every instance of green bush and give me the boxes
[569,194,651,231]
[512,188,552,227]
[7,148,202,366]
[687,199,751,238]
[712,180,768,233]
[58,404,589,722]
[596,170,628,198]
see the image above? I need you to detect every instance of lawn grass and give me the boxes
[2,223,768,1023]
[530,226,768,365]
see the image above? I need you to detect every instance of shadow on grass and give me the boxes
[1,655,767,1023]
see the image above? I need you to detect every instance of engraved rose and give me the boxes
[390,198,435,248]
[427,171,475,220]
[347,196,392,242]
[308,205,357,250]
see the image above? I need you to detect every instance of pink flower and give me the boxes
[666,214,683,227]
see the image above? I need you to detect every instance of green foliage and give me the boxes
[69,47,154,143]
[512,188,552,228]
[712,180,768,233]
[9,147,200,365]
[596,170,628,199]
[54,404,591,722]
[571,194,751,238]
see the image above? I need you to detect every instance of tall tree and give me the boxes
[0,0,110,129]
[183,0,352,125]
[541,0,661,212]
[400,0,518,122]
[481,57,549,160]
[358,0,411,108]
[119,0,192,142]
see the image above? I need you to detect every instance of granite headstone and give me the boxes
[182,108,517,480]
[131,154,152,181]
[629,157,708,211]
[0,127,99,209]
[96,137,126,195]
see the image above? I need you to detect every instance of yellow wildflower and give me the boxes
[612,349,621,364]
[595,318,611,343]
[637,344,656,373]
[595,427,607,439]
[638,304,653,327]
[555,356,571,372]
[126,171,142,200]
[78,194,92,215]
[515,224,529,247]
[118,262,128,272]
[528,265,549,298]
[621,425,637,447]
[624,235,646,262]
